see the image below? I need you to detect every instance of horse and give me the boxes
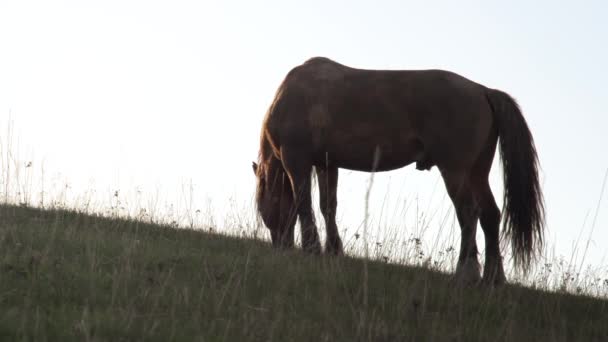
[252,57,544,285]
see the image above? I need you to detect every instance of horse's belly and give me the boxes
[333,157,415,172]
[319,138,423,172]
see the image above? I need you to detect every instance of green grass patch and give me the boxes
[1,204,606,341]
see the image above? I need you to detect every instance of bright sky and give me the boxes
[1,1,607,271]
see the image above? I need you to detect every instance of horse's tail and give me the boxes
[486,88,545,272]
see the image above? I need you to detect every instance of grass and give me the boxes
[1,204,607,341]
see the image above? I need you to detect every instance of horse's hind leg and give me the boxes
[440,169,481,285]
[316,166,344,255]
[470,132,506,285]
[474,179,506,285]
[280,148,322,254]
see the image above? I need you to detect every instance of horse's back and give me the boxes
[266,57,496,172]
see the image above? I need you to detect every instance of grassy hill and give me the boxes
[1,204,606,341]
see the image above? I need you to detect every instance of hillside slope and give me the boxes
[0,204,606,341]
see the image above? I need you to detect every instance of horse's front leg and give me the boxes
[317,165,344,255]
[281,148,321,254]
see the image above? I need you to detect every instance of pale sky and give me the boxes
[1,1,607,271]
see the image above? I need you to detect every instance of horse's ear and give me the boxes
[252,162,258,175]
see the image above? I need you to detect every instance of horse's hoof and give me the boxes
[452,265,481,287]
[325,248,343,256]
[325,241,344,256]
[450,273,481,288]
[452,258,481,287]
[303,241,322,255]
[481,274,507,287]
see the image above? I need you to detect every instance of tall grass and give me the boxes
[2,201,608,341]
[1,121,608,340]
[1,117,607,299]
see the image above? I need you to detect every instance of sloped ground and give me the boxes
[0,204,606,341]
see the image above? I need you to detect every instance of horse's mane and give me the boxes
[257,130,273,172]
[255,103,279,209]
[257,74,289,171]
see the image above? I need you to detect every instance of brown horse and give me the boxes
[252,57,544,285]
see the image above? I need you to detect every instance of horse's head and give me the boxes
[252,158,296,248]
